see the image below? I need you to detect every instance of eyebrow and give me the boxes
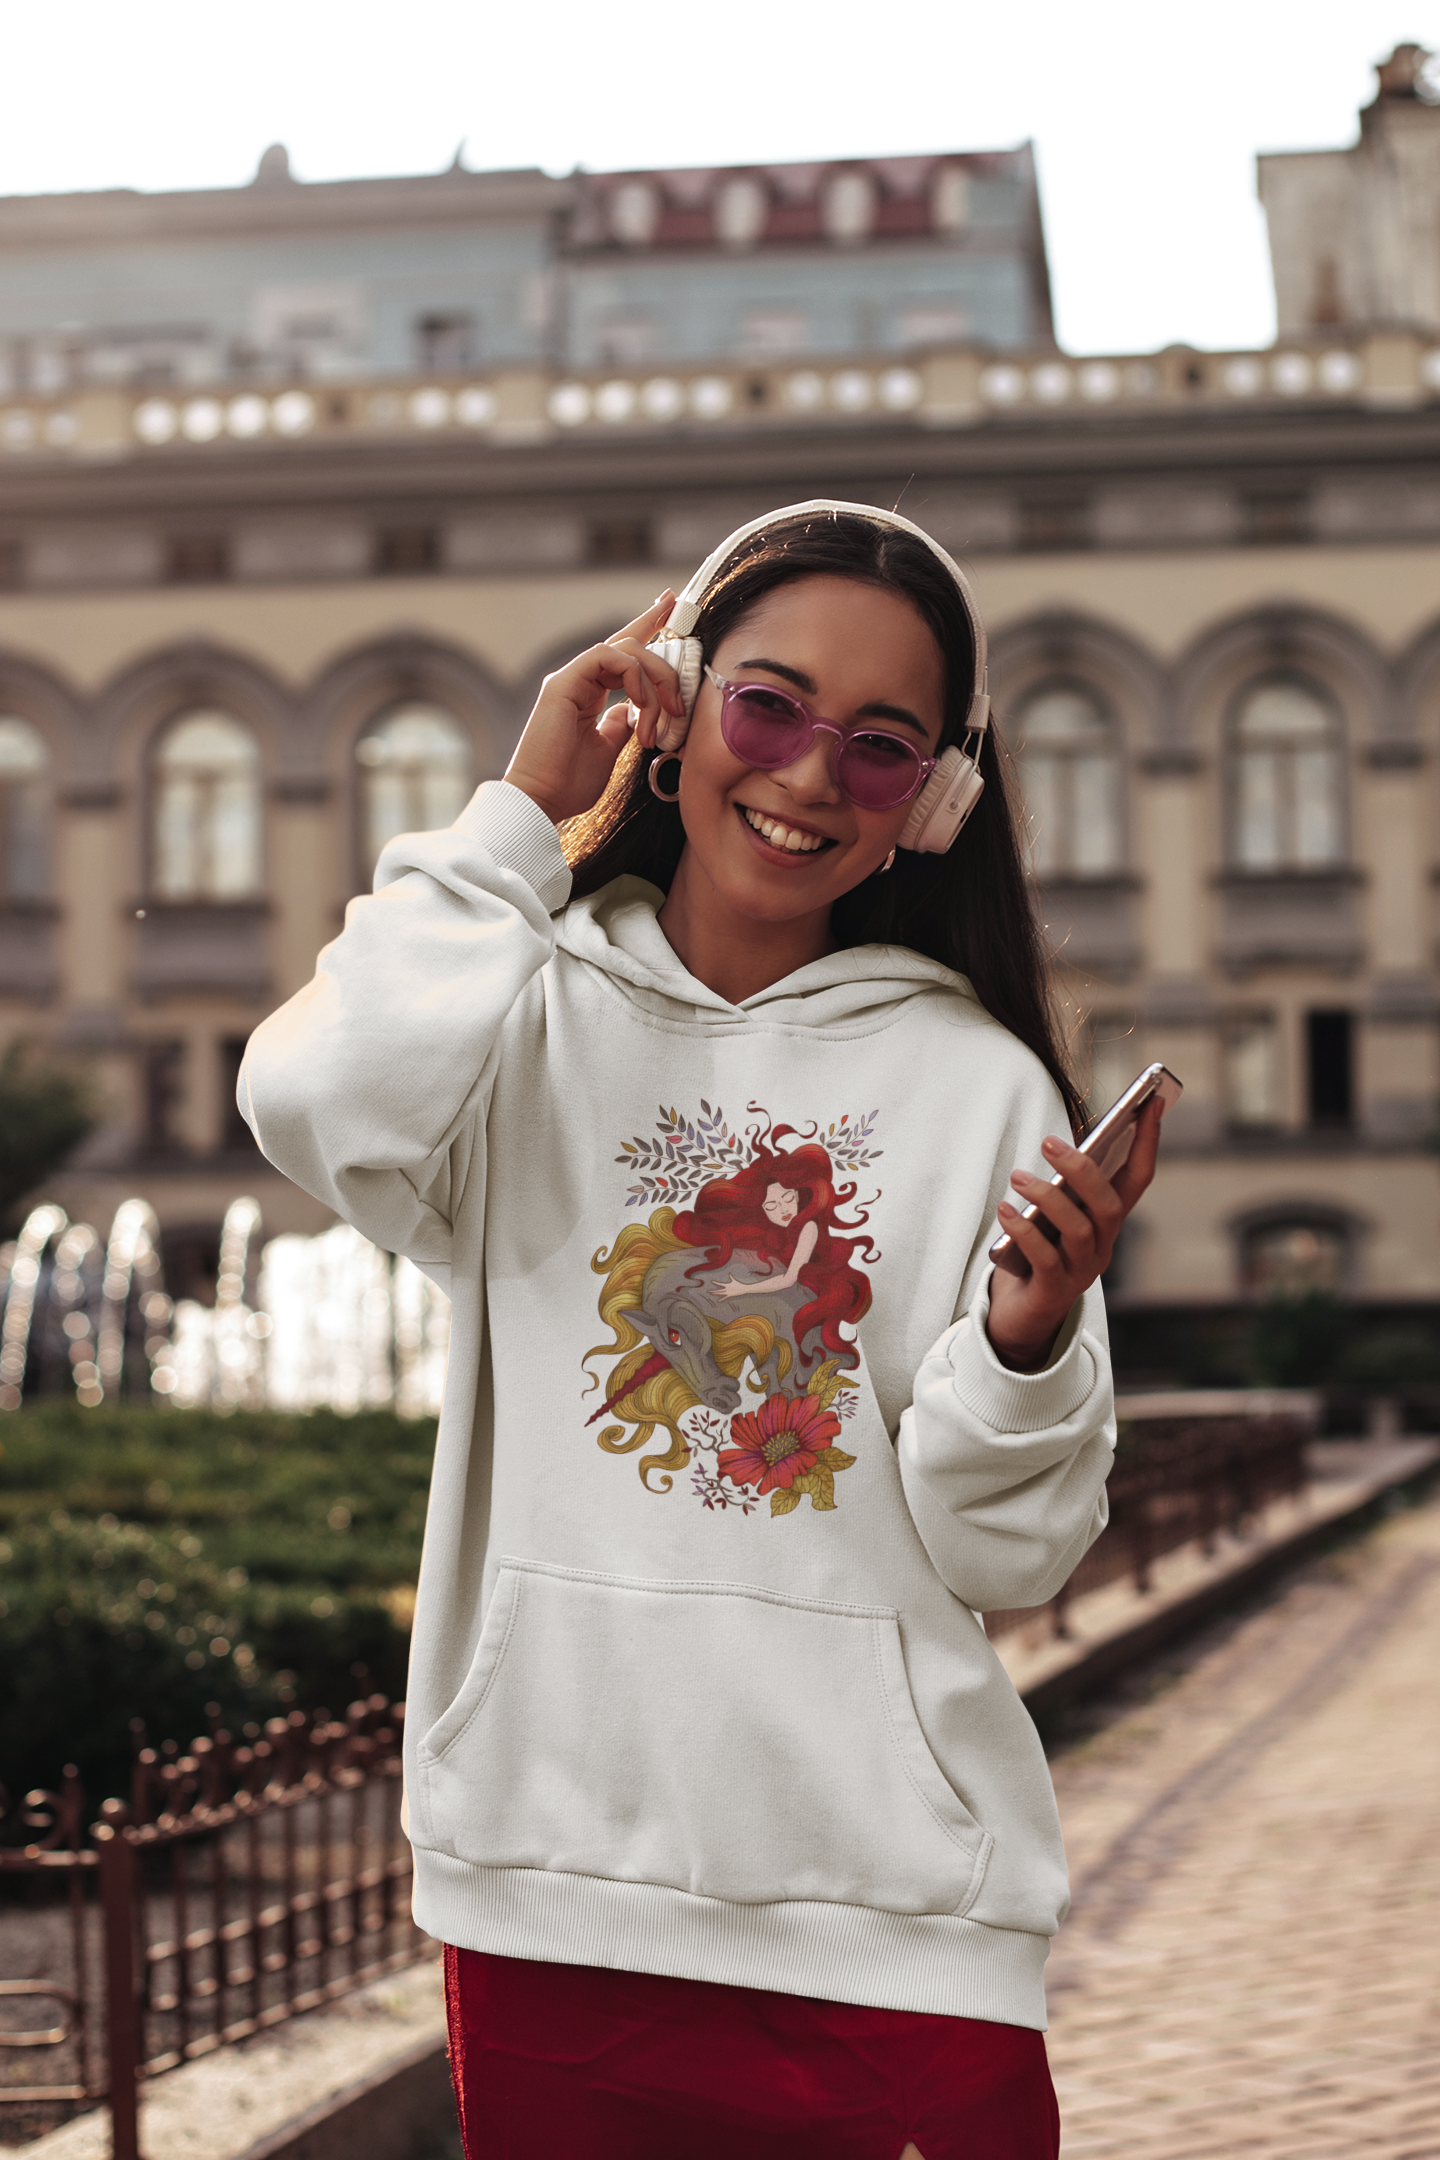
[737,657,931,741]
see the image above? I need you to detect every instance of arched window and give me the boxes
[1240,1217,1347,1298]
[355,705,473,878]
[0,716,50,897]
[1230,679,1344,870]
[1014,685,1123,877]
[152,712,262,898]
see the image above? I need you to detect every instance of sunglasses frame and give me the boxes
[703,666,936,810]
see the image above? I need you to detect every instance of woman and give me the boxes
[239,502,1162,2159]
[673,1128,874,1346]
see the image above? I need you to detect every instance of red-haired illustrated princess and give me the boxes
[671,1128,877,1369]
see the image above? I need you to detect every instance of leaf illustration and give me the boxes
[792,1466,836,1510]
[805,1358,843,1410]
[814,1446,856,1474]
[770,1487,803,1517]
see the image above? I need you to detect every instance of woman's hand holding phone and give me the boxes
[504,594,686,827]
[985,1096,1165,1372]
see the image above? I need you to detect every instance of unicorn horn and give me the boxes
[584,1347,672,1426]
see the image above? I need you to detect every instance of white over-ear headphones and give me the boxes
[644,497,990,854]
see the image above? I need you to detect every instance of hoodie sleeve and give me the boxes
[236,782,570,1282]
[895,1068,1116,1615]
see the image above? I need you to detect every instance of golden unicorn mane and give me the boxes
[583,1208,785,1493]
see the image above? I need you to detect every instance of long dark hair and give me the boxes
[563,509,1083,1131]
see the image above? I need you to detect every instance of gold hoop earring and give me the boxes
[647,754,683,803]
[878,847,896,874]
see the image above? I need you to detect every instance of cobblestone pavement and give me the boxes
[1044,1479,1440,2159]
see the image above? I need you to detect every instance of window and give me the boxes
[0,716,50,896]
[895,304,968,348]
[1231,679,1344,869]
[1241,1219,1346,1297]
[250,282,365,375]
[142,1040,186,1153]
[375,527,439,576]
[1014,685,1123,876]
[356,706,473,878]
[587,516,651,567]
[166,534,229,584]
[1306,1010,1354,1128]
[1223,1015,1283,1127]
[414,313,475,372]
[594,316,659,365]
[738,309,810,355]
[715,177,767,250]
[610,181,660,246]
[152,713,262,899]
[218,1037,258,1152]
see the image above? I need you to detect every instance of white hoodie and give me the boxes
[239,781,1115,2031]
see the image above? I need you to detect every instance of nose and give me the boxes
[773,723,843,804]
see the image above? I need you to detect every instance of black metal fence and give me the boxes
[0,1696,427,2160]
[985,1394,1316,1639]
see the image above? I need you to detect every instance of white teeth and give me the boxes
[742,806,826,853]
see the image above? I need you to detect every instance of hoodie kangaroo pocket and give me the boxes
[417,1558,991,1917]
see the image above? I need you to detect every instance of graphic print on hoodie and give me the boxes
[585,1101,881,1517]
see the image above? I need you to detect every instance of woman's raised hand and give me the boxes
[985,1097,1165,1372]
[503,593,687,827]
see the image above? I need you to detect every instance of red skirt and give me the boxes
[444,1947,1060,2160]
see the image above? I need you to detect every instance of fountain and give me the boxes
[0,1196,450,1418]
[0,1199,172,1409]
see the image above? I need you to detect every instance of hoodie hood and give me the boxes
[555,874,979,1033]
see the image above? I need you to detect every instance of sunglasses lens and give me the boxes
[837,732,923,808]
[721,680,924,807]
[723,684,810,765]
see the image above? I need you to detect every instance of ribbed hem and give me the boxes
[411,1850,1051,2029]
[455,780,572,914]
[945,1279,1093,1436]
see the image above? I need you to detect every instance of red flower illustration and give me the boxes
[718,1391,842,1496]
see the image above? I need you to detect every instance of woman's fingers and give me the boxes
[1109,1097,1165,1209]
[989,1101,1168,1372]
[501,596,679,824]
[589,639,684,746]
[1037,1136,1124,1224]
[612,591,677,645]
[995,1200,1066,1282]
[1005,1098,1168,1277]
[594,699,636,758]
[1008,1171,1095,1257]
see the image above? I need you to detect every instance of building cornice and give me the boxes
[6,393,1440,528]
[0,167,571,250]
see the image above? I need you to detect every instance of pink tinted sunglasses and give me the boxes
[705,665,935,810]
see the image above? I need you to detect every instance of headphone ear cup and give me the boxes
[650,635,703,751]
[898,745,985,854]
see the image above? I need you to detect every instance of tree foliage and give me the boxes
[0,1402,435,1805]
[0,1039,95,1234]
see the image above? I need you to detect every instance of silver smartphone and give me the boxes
[987,1061,1183,1277]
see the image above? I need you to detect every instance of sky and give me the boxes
[3,1,1437,357]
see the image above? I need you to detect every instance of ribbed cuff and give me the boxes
[455,780,573,915]
[946,1273,1093,1435]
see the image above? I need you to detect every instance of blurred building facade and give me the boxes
[0,57,1437,1354]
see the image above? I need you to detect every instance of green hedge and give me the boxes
[0,1403,435,1810]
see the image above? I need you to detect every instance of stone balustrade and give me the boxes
[3,330,1438,464]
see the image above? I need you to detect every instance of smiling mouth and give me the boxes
[738,804,837,856]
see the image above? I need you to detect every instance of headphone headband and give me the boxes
[662,498,989,736]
